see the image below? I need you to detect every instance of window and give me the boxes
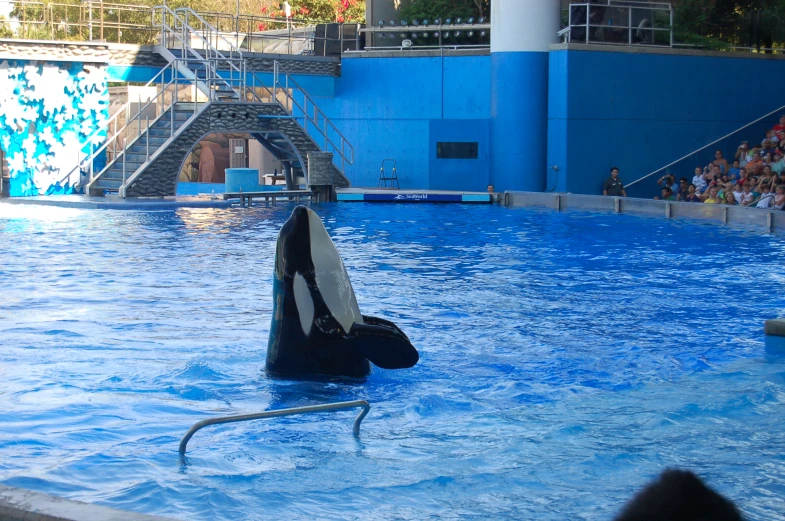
[436,142,479,159]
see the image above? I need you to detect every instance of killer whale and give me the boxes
[266,206,419,377]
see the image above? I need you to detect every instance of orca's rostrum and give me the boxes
[266,206,419,377]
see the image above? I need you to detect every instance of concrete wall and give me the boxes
[547,45,785,198]
[319,51,491,189]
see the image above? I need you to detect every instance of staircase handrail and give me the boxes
[172,7,246,93]
[273,61,355,173]
[626,102,785,189]
[56,60,177,189]
[85,60,200,190]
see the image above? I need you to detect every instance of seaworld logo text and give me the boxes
[394,194,428,200]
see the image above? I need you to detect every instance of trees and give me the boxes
[671,0,785,50]
[258,1,365,24]
[0,16,13,38]
[399,0,489,24]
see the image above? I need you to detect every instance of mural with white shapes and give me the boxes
[0,60,108,196]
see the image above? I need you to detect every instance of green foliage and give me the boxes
[671,0,785,50]
[399,0,488,23]
[0,16,14,38]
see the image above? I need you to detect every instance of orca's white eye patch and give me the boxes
[293,272,313,336]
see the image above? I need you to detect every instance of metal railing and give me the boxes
[626,103,785,192]
[0,0,153,43]
[273,61,354,174]
[81,60,205,193]
[355,21,490,52]
[178,400,371,461]
[0,0,346,55]
[561,0,674,47]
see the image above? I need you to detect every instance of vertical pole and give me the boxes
[585,4,589,44]
[670,6,674,47]
[122,138,127,183]
[100,0,104,40]
[628,7,632,45]
[145,116,150,159]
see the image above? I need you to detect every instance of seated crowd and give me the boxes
[653,115,785,210]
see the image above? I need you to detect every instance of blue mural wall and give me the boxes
[315,55,492,189]
[0,60,109,196]
[547,49,785,198]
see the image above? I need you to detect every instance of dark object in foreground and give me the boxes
[266,206,419,377]
[615,469,743,521]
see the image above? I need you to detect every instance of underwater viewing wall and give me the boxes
[0,59,108,196]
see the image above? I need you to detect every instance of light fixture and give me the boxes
[467,30,474,37]
[445,18,452,25]
[478,17,485,24]
[378,20,385,27]
[433,31,440,38]
[412,20,419,26]
[423,19,429,26]
[455,17,462,24]
[480,30,487,37]
[454,30,462,37]
[411,32,418,38]
[467,17,474,24]
[400,19,408,26]
[434,18,441,25]
[389,20,396,26]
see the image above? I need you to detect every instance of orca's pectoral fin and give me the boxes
[361,315,412,342]
[349,320,419,370]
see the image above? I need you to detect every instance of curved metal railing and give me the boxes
[178,400,371,462]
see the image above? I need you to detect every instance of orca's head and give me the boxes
[275,206,364,335]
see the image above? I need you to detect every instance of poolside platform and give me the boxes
[222,190,315,206]
[0,195,232,210]
[337,188,495,204]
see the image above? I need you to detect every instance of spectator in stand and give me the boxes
[778,171,785,188]
[740,183,755,206]
[760,166,775,187]
[773,114,785,133]
[756,184,774,208]
[692,167,707,193]
[736,141,751,166]
[776,131,785,151]
[736,167,748,185]
[775,185,785,210]
[603,167,626,197]
[704,186,721,204]
[728,160,742,180]
[654,187,676,201]
[717,182,732,202]
[683,184,702,202]
[712,150,729,174]
[656,174,678,194]
[762,140,777,159]
[746,151,764,175]
[724,191,737,205]
[772,152,785,174]
[732,183,744,203]
[676,177,689,200]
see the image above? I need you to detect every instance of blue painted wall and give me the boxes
[547,49,785,198]
[317,55,491,189]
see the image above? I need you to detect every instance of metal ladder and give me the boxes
[378,159,399,189]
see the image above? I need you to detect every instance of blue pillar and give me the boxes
[490,0,560,192]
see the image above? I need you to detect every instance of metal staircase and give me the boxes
[69,5,353,197]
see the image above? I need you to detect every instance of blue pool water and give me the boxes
[0,202,784,520]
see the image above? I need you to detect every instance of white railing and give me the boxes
[561,0,674,47]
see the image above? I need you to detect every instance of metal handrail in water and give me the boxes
[178,400,371,460]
